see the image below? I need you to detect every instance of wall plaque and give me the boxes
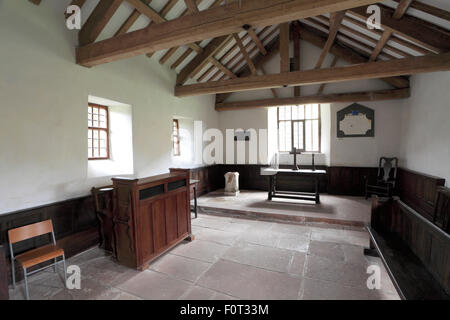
[337,103,374,138]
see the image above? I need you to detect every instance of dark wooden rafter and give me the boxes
[292,21,301,96]
[29,0,41,5]
[348,4,450,53]
[184,0,199,14]
[124,0,202,60]
[314,10,346,69]
[280,23,290,73]
[308,16,414,58]
[391,0,450,22]
[233,33,257,75]
[215,29,281,103]
[215,88,411,111]
[76,0,381,67]
[78,0,123,46]
[216,26,277,81]
[201,26,273,83]
[369,0,413,62]
[175,52,450,97]
[115,0,155,36]
[298,23,410,89]
[176,35,232,85]
[341,15,431,55]
[248,29,267,55]
[159,0,223,64]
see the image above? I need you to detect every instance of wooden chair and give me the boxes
[366,157,398,199]
[8,220,67,300]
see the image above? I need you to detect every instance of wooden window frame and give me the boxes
[277,104,321,153]
[173,119,181,157]
[88,103,110,160]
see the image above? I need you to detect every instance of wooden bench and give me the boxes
[366,196,449,300]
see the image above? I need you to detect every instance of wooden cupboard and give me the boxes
[112,172,193,270]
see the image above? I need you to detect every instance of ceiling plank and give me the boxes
[175,52,450,97]
[280,23,290,73]
[248,29,267,55]
[314,10,346,69]
[78,0,123,46]
[76,0,380,67]
[233,33,258,75]
[215,88,411,111]
[349,4,450,53]
[298,23,410,88]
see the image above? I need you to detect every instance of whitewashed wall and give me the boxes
[399,72,450,186]
[0,1,219,213]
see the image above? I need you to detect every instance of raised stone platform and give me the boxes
[194,190,371,230]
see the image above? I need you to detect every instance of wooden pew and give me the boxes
[366,195,449,300]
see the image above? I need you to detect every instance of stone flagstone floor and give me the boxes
[8,214,399,300]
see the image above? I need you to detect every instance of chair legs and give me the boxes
[23,268,30,300]
[62,254,67,286]
[10,257,16,289]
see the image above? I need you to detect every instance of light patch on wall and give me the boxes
[87,95,134,178]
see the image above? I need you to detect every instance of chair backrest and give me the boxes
[377,157,398,184]
[8,220,54,245]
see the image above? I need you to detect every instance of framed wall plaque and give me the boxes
[337,103,375,138]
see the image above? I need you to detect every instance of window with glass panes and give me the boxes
[278,104,321,153]
[173,119,180,156]
[88,104,109,160]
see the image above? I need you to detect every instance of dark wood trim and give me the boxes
[0,245,8,300]
[397,168,446,221]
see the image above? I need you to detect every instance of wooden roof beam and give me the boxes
[76,0,380,67]
[348,4,450,53]
[298,23,410,88]
[314,10,346,68]
[215,88,411,111]
[175,52,450,97]
[78,0,123,46]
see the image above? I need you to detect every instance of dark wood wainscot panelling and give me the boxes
[112,172,192,270]
[434,187,450,234]
[0,196,99,283]
[0,245,8,300]
[397,168,446,222]
[170,166,221,198]
[328,166,378,196]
